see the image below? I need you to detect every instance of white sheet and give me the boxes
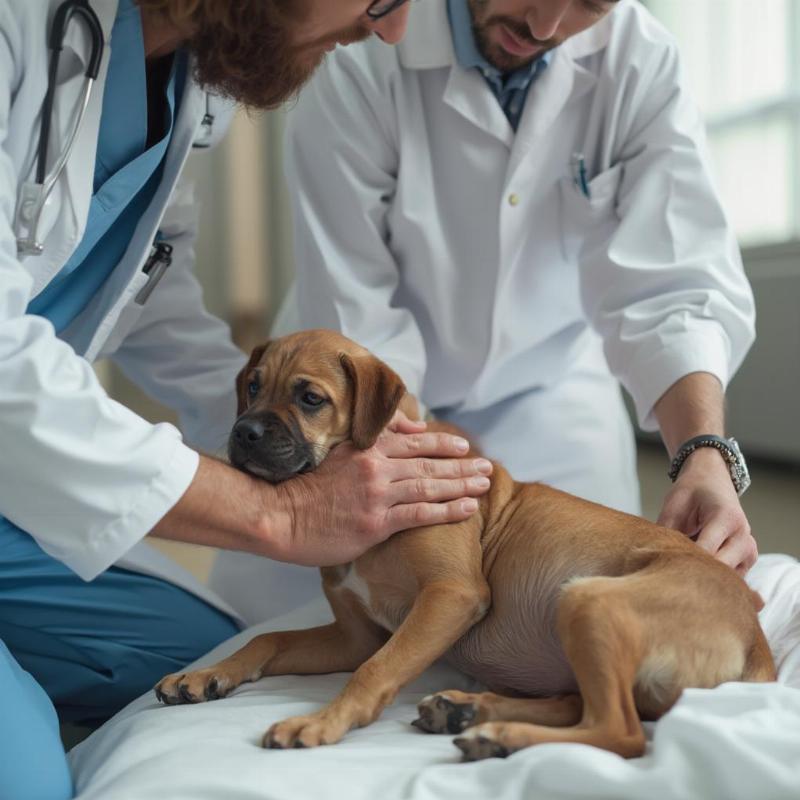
[69,554,800,800]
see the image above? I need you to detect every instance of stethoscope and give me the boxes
[15,0,104,257]
[15,0,216,259]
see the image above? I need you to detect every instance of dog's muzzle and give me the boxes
[228,412,314,483]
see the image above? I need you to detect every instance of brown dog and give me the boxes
[155,329,775,761]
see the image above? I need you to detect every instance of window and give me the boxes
[646,0,799,247]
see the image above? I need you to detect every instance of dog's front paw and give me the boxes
[263,712,348,749]
[412,691,481,734]
[154,669,237,705]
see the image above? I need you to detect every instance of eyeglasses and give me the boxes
[366,0,413,21]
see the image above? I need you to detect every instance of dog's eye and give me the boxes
[301,391,325,408]
[247,378,260,398]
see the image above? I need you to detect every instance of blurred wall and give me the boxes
[182,107,294,346]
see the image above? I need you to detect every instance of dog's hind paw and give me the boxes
[453,730,511,762]
[412,693,478,734]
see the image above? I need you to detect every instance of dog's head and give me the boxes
[228,329,407,483]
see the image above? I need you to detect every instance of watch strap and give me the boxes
[668,434,751,496]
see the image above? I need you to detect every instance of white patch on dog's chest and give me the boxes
[339,567,398,632]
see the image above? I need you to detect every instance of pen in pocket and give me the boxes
[570,153,591,199]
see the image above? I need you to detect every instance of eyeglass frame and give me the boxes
[366,0,414,21]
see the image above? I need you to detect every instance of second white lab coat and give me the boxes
[281,0,755,432]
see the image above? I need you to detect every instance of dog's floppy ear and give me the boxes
[340,353,406,450]
[236,342,270,416]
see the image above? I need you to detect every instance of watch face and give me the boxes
[727,437,751,496]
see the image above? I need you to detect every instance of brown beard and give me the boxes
[140,1,370,110]
[190,3,314,110]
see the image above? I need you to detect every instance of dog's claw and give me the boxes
[178,684,197,704]
[154,685,179,705]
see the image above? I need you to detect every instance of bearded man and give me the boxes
[0,2,494,796]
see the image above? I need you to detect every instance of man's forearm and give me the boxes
[149,454,283,557]
[653,371,725,457]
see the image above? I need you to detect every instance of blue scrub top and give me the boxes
[26,0,185,332]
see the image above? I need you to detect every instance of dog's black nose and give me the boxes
[233,418,265,445]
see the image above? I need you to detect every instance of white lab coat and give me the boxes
[211,0,757,625]
[0,0,246,622]
[278,0,754,431]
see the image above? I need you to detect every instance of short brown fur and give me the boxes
[156,330,775,761]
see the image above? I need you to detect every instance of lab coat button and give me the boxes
[508,193,520,207]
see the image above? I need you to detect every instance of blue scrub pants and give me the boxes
[0,522,240,800]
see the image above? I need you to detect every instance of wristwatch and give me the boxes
[667,434,751,496]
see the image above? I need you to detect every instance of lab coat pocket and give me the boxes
[99,271,150,357]
[559,163,623,263]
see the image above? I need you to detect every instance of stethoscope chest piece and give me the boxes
[16,183,50,256]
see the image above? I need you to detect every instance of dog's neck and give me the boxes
[399,393,422,422]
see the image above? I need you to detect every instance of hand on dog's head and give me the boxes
[229,330,406,482]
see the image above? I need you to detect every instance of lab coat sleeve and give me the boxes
[110,176,247,458]
[284,48,428,399]
[0,12,198,581]
[579,35,755,431]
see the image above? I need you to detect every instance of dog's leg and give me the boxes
[155,588,386,705]
[413,691,582,734]
[264,575,490,748]
[454,577,647,761]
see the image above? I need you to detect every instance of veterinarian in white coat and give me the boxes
[226,0,757,620]
[0,1,244,600]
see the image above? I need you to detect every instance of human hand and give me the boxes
[657,447,757,575]
[264,419,493,566]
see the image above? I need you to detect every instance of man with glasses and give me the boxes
[0,1,491,797]
[279,0,757,584]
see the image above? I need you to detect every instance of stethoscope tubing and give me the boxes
[15,0,104,256]
[38,0,104,184]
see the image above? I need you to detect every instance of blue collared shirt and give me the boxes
[27,0,185,332]
[447,0,552,131]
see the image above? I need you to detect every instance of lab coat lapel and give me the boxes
[76,70,205,360]
[399,0,514,147]
[442,67,514,148]
[506,50,597,182]
[162,74,206,184]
